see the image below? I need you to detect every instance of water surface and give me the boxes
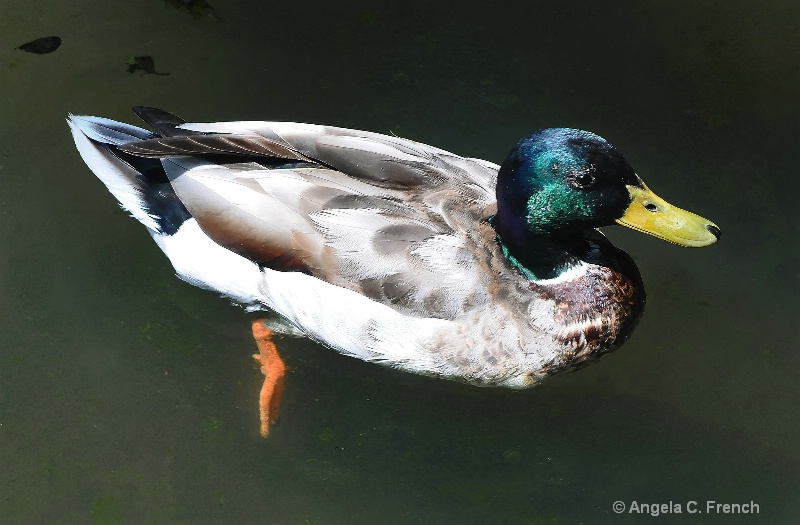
[1,1,797,523]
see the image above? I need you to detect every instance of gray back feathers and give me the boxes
[120,121,505,320]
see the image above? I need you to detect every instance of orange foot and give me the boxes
[251,320,287,438]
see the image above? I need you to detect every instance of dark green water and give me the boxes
[1,1,797,523]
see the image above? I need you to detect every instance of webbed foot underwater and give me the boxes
[68,107,719,436]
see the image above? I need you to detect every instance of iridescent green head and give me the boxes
[495,128,720,246]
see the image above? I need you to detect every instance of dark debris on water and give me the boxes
[16,36,62,54]
[126,56,170,76]
[165,0,221,21]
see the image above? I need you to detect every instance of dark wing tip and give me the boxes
[132,107,190,137]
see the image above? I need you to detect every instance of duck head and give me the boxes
[493,128,720,278]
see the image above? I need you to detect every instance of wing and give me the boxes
[119,115,502,320]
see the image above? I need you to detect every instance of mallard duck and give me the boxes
[68,107,720,436]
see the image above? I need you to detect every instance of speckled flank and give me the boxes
[424,256,645,388]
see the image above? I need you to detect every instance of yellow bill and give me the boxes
[616,181,720,247]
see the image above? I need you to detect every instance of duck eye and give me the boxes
[644,202,658,212]
[570,172,596,189]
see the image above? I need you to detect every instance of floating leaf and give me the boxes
[16,36,61,54]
